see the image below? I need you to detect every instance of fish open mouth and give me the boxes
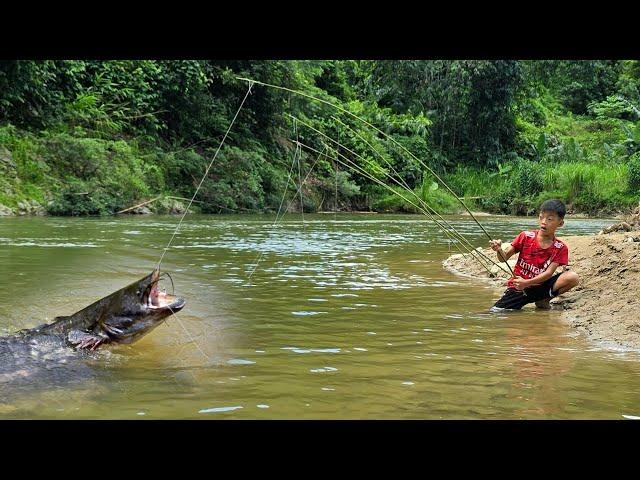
[149,292,186,312]
[146,269,185,313]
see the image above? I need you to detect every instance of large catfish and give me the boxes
[0,269,185,386]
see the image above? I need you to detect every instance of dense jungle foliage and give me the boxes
[0,60,639,217]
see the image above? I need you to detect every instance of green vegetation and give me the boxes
[0,60,639,217]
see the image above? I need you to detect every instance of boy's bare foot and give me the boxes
[535,298,551,310]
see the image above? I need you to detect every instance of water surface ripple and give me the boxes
[1,213,639,419]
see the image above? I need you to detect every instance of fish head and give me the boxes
[62,268,186,350]
[99,268,186,345]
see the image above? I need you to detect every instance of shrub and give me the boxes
[47,178,121,216]
[511,159,544,197]
[629,152,640,193]
[372,178,459,214]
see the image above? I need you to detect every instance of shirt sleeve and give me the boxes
[510,231,526,253]
[554,244,569,266]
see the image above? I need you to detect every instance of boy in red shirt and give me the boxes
[488,199,580,312]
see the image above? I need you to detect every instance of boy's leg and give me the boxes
[532,271,580,308]
[525,274,559,308]
[491,288,528,312]
[550,271,580,297]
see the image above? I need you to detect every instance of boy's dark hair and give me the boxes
[540,199,566,218]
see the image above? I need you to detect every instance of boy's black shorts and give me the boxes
[492,273,562,310]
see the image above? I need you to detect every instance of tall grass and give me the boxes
[371,177,460,214]
[446,159,636,216]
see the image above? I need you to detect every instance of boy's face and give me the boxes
[538,210,564,235]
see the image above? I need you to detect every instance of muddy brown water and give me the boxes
[1,214,640,419]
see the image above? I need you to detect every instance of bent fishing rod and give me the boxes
[235,76,516,277]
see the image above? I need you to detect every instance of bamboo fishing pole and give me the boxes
[291,138,503,277]
[294,114,504,269]
[235,76,516,278]
[286,114,511,276]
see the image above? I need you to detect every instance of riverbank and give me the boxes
[443,215,640,350]
[0,202,632,219]
[2,124,639,218]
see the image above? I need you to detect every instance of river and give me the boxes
[1,213,639,419]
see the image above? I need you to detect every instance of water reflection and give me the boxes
[502,318,575,418]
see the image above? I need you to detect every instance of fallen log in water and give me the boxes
[115,196,163,215]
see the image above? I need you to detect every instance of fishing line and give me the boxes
[293,138,497,276]
[156,81,254,271]
[245,126,302,282]
[153,82,254,364]
[165,304,211,362]
[335,127,340,217]
[295,119,304,222]
[283,146,329,214]
[246,128,328,283]
[274,138,300,225]
[237,77,515,277]
[288,116,505,275]
[294,119,309,266]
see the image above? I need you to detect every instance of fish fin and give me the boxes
[67,330,108,350]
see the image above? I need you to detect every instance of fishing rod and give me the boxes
[333,119,511,276]
[329,115,514,275]
[291,113,504,270]
[236,76,516,278]
[291,138,502,277]
[287,115,510,276]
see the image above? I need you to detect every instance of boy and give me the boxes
[488,199,580,312]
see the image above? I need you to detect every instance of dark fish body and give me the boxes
[0,269,185,392]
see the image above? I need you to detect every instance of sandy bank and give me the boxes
[443,229,640,350]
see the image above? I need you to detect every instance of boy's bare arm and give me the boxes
[526,263,560,285]
[488,239,516,262]
[512,262,560,290]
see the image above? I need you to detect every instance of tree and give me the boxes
[368,60,522,166]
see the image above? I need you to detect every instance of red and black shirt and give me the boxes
[507,230,569,289]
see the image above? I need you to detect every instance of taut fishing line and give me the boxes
[237,76,514,277]
[155,82,255,363]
